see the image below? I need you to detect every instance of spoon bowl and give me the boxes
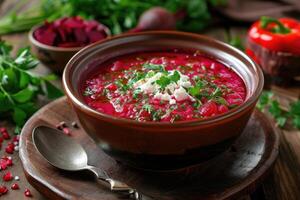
[33,126,88,171]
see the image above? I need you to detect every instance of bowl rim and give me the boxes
[28,24,111,52]
[63,31,264,127]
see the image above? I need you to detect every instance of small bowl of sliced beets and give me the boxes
[29,16,110,73]
[63,31,264,170]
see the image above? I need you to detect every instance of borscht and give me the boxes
[82,51,246,122]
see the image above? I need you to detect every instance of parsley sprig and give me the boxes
[257,91,300,128]
[0,41,63,130]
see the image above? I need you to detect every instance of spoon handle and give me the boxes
[87,166,134,191]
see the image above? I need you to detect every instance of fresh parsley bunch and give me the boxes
[257,91,300,129]
[0,41,63,129]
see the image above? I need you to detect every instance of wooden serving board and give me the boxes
[19,97,279,200]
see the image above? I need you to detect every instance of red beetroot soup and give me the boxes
[82,50,246,122]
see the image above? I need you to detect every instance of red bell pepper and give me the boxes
[248,16,300,55]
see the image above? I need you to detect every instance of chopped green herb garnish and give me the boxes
[143,63,165,72]
[145,70,155,78]
[211,87,222,98]
[170,114,181,123]
[83,87,95,96]
[133,88,141,99]
[193,100,202,108]
[156,76,171,89]
[128,71,146,86]
[152,109,162,121]
[115,79,129,91]
[142,104,153,114]
[214,96,227,105]
[169,71,180,83]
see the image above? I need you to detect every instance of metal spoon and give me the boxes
[32,125,141,199]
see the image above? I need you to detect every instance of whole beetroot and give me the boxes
[130,7,176,32]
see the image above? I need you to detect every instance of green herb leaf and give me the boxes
[257,91,273,111]
[2,68,17,91]
[44,80,64,99]
[115,79,129,91]
[290,101,300,116]
[12,87,35,103]
[133,89,141,99]
[13,107,27,126]
[0,41,63,129]
[169,71,180,83]
[214,96,228,105]
[0,41,12,55]
[269,100,281,118]
[276,116,287,128]
[292,115,300,129]
[15,48,39,70]
[19,71,30,88]
[156,76,171,89]
[143,63,165,72]
[142,104,153,114]
[0,93,13,112]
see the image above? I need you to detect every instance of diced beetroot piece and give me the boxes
[0,136,3,143]
[64,17,84,29]
[84,20,102,32]
[34,28,56,46]
[88,31,106,43]
[3,171,13,181]
[0,186,8,194]
[200,101,218,117]
[53,18,65,28]
[74,28,88,44]
[58,42,83,48]
[57,28,67,43]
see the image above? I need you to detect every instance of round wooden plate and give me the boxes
[19,97,279,200]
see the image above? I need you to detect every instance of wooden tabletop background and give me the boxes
[0,0,300,199]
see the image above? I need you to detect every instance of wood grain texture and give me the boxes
[19,97,279,200]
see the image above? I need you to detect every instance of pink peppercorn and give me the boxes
[11,183,19,190]
[0,185,8,194]
[24,189,32,197]
[3,171,13,182]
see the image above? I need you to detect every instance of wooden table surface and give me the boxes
[0,0,300,199]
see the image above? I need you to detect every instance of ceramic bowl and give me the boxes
[63,31,264,170]
[29,25,110,73]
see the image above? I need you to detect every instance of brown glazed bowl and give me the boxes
[29,25,110,73]
[63,31,264,170]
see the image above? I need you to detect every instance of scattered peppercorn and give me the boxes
[0,186,8,195]
[11,183,19,190]
[24,189,32,197]
[3,171,13,182]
